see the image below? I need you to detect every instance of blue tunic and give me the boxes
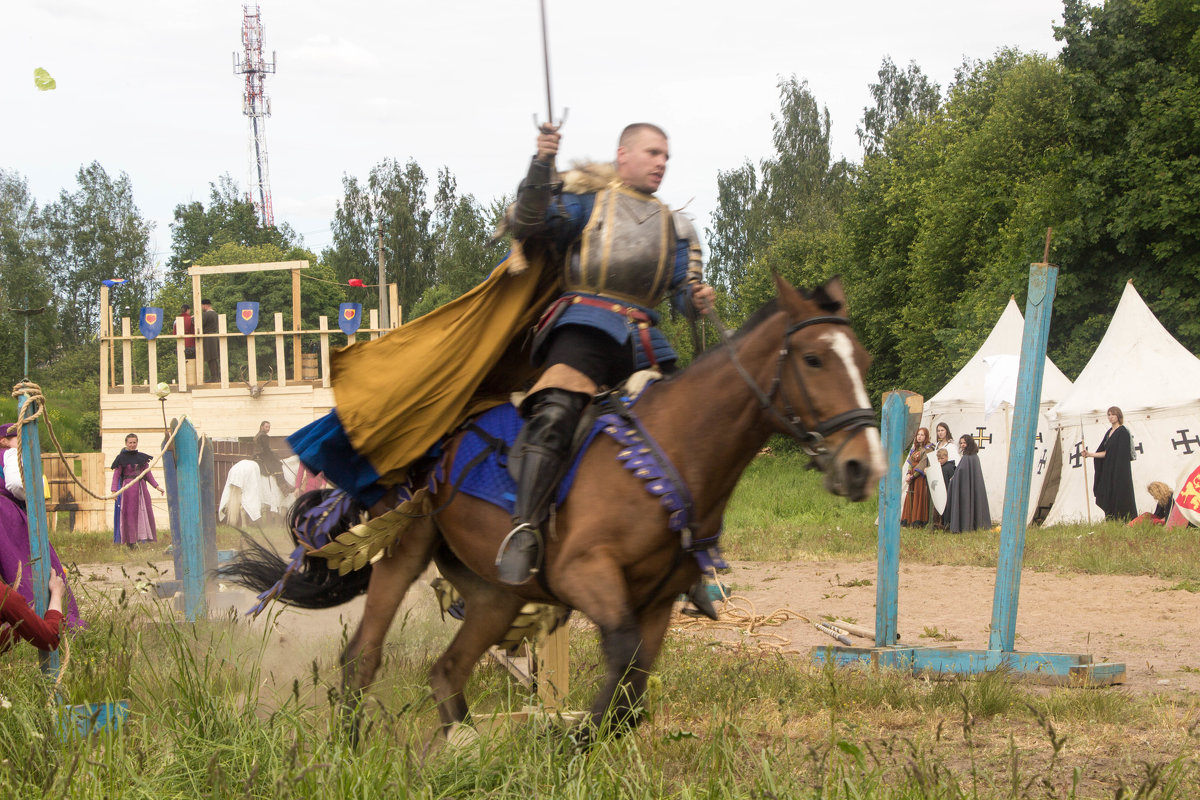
[537,192,694,369]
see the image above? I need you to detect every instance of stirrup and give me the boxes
[496,522,542,585]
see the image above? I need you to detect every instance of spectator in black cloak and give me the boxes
[947,434,991,533]
[1083,406,1137,521]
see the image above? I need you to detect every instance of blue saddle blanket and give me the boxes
[447,403,600,514]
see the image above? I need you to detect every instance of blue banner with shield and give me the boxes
[139,307,163,340]
[339,303,362,335]
[235,301,260,336]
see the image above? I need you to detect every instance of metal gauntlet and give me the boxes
[508,157,557,239]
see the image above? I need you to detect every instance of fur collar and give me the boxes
[561,161,616,194]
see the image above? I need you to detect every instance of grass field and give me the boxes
[3,452,1197,797]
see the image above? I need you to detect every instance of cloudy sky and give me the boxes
[4,1,1066,271]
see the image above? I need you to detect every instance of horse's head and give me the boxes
[768,274,885,501]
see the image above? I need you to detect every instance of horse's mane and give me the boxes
[667,284,844,380]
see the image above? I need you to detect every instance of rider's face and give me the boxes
[617,130,669,194]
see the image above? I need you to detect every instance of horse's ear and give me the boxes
[773,271,805,315]
[811,276,847,314]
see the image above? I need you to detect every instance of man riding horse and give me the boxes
[496,122,715,585]
[287,121,715,595]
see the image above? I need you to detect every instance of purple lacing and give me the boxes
[597,405,729,574]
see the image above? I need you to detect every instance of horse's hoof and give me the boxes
[445,721,479,748]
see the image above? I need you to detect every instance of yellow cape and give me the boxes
[331,244,560,485]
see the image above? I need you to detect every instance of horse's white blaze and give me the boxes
[825,331,886,474]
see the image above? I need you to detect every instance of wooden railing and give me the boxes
[99,308,394,395]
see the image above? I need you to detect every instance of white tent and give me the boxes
[922,298,1073,523]
[1043,281,1200,525]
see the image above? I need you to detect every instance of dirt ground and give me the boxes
[700,559,1200,696]
[75,556,1200,697]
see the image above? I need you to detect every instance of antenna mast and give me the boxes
[233,3,276,227]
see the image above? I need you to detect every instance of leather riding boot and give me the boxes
[496,388,590,585]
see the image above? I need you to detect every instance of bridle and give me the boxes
[707,309,878,471]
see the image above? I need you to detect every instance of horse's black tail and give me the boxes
[221,489,373,610]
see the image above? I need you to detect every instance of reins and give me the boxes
[704,307,877,467]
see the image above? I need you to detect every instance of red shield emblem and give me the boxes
[144,313,157,325]
[1177,464,1200,513]
[344,308,357,321]
[241,309,254,321]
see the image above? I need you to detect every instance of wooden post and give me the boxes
[989,257,1059,653]
[174,317,188,390]
[274,312,287,387]
[161,439,184,580]
[875,391,916,647]
[368,308,380,341]
[247,331,257,385]
[536,627,570,711]
[147,338,157,389]
[121,318,133,393]
[99,286,110,397]
[292,267,302,383]
[389,283,400,328]
[318,316,331,388]
[191,275,203,365]
[217,315,229,389]
[199,436,217,577]
[18,391,58,673]
[171,419,207,621]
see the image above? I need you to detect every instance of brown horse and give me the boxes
[229,275,884,741]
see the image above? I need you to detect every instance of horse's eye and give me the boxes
[803,354,822,369]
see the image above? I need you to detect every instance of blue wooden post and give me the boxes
[17,393,58,673]
[198,437,217,576]
[172,419,207,621]
[989,262,1059,652]
[160,443,184,581]
[875,392,912,647]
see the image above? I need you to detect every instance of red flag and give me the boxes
[348,278,364,287]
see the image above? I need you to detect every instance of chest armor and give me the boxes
[564,183,675,307]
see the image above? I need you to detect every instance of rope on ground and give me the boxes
[12,380,190,503]
[671,587,814,657]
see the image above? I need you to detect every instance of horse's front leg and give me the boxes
[556,555,677,741]
[339,517,438,737]
[430,549,525,735]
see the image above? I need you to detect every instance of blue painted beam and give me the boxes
[198,436,217,577]
[811,645,1125,686]
[875,392,915,647]
[160,436,183,580]
[989,263,1059,652]
[17,393,58,674]
[171,419,207,621]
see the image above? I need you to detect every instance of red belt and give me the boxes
[557,294,658,368]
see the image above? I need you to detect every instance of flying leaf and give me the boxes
[34,68,57,91]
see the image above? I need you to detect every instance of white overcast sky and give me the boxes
[3,1,1066,273]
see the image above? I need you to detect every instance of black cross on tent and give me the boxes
[1069,441,1084,469]
[1172,429,1200,455]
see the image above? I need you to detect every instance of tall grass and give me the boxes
[723,453,1200,581]
[1,588,1196,798]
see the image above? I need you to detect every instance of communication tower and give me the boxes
[233,3,276,227]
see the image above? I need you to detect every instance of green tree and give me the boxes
[40,162,156,350]
[166,175,295,282]
[706,77,848,320]
[1052,0,1200,371]
[0,170,58,385]
[857,56,942,154]
[326,159,436,317]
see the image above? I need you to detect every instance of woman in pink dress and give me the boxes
[111,433,164,546]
